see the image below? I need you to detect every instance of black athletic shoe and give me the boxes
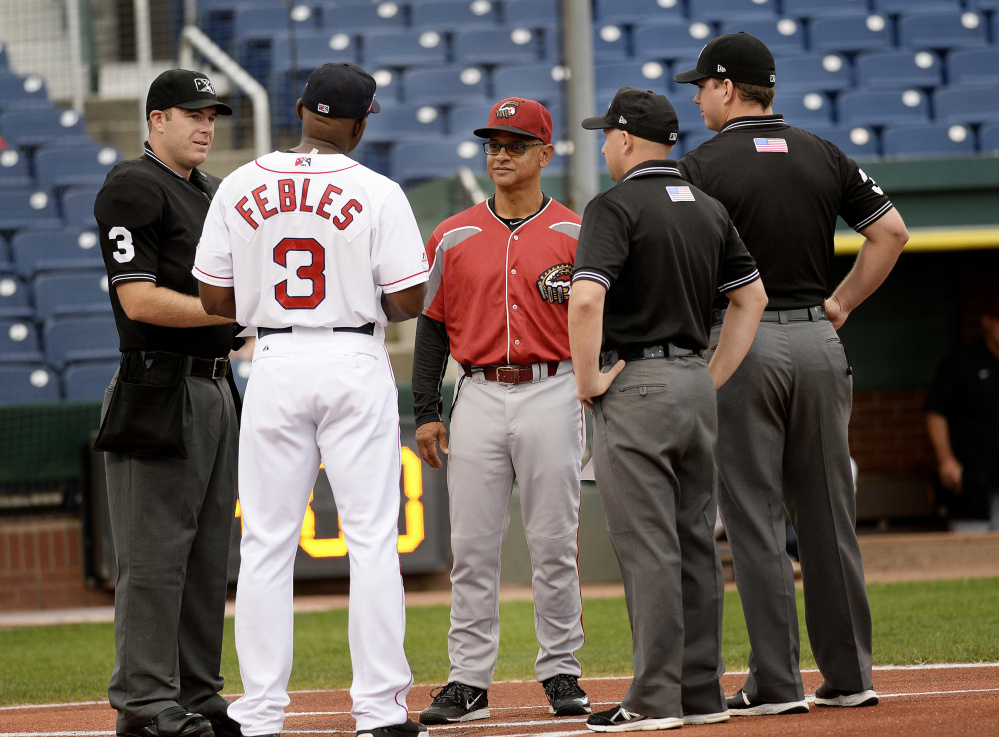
[205,707,242,737]
[585,705,682,732]
[358,719,428,737]
[418,681,489,724]
[117,706,214,737]
[542,674,592,716]
[726,689,808,716]
[813,682,879,707]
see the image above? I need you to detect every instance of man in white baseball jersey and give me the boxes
[412,98,589,723]
[195,62,429,737]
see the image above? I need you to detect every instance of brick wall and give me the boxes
[0,515,112,612]
[849,390,936,473]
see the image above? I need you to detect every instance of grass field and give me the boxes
[0,578,997,706]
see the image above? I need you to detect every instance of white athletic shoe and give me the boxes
[586,705,682,732]
[682,710,731,725]
[813,683,879,707]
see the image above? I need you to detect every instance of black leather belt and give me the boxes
[712,305,826,325]
[258,323,375,338]
[122,351,229,381]
[190,356,230,380]
[464,362,561,385]
[601,343,702,367]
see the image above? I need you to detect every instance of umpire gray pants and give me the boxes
[711,317,873,703]
[592,357,726,719]
[103,372,238,732]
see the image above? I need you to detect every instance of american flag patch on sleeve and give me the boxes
[666,186,695,202]
[754,137,788,152]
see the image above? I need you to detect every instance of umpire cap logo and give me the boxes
[536,263,573,305]
[194,77,216,95]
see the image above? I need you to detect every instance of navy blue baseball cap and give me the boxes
[146,69,232,118]
[302,62,381,119]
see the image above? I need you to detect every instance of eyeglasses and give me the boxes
[482,141,546,156]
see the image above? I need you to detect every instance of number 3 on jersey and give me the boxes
[274,237,325,309]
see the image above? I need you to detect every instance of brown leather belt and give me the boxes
[464,362,561,385]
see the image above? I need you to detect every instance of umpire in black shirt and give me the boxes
[94,70,242,737]
[569,87,766,730]
[674,33,909,715]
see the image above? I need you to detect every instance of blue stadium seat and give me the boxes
[855,50,943,90]
[10,227,103,277]
[448,104,492,137]
[593,0,684,26]
[362,104,447,143]
[401,66,488,106]
[492,63,565,103]
[35,145,120,190]
[681,129,716,155]
[0,189,61,232]
[966,0,999,11]
[361,30,449,67]
[897,11,988,50]
[803,124,880,159]
[233,4,316,83]
[0,318,44,363]
[782,0,871,19]
[979,123,999,154]
[0,272,33,319]
[0,148,32,189]
[881,123,975,159]
[319,1,407,32]
[946,48,999,87]
[43,315,120,369]
[872,0,961,14]
[502,0,559,31]
[0,73,51,113]
[718,18,806,56]
[633,21,718,62]
[410,1,499,31]
[777,53,853,93]
[778,91,835,127]
[688,0,778,22]
[231,357,252,396]
[672,98,709,140]
[810,14,894,54]
[0,107,88,149]
[452,28,545,65]
[60,186,100,231]
[593,24,631,62]
[838,88,930,128]
[595,61,672,102]
[390,137,485,183]
[63,360,117,401]
[0,363,60,404]
[32,269,110,320]
[933,84,999,126]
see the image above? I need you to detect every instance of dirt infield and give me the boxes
[3,665,996,736]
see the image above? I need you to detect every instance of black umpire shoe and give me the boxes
[726,689,808,716]
[585,705,682,732]
[542,674,592,716]
[358,719,428,737]
[118,706,214,737]
[418,681,489,724]
[204,706,242,737]
[813,682,879,707]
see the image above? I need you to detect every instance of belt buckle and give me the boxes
[211,357,228,380]
[495,365,520,385]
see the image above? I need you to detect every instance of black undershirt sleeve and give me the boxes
[412,314,451,427]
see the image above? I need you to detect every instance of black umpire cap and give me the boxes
[146,69,233,118]
[674,32,776,88]
[581,87,680,146]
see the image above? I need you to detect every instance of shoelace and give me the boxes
[545,674,582,699]
[431,681,479,706]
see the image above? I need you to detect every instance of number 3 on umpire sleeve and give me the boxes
[109,226,135,263]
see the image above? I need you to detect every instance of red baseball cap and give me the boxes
[473,98,553,144]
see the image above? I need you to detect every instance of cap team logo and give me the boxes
[536,263,573,305]
[295,156,312,167]
[317,103,330,114]
[194,77,215,95]
[496,100,521,119]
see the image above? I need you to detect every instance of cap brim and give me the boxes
[174,98,234,115]
[673,68,710,84]
[369,98,381,114]
[472,124,546,140]
[580,114,614,130]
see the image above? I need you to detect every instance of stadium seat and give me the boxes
[269,31,361,75]
[361,30,449,67]
[0,148,32,190]
[897,11,988,50]
[233,4,316,83]
[60,186,101,231]
[810,14,894,54]
[0,272,32,318]
[502,0,559,31]
[881,123,976,159]
[0,73,51,113]
[492,63,565,103]
[838,89,930,128]
[966,0,999,10]
[595,61,672,103]
[978,122,999,154]
[10,228,103,277]
[0,189,61,232]
[362,104,447,143]
[804,124,880,159]
[872,0,962,14]
[633,21,717,62]
[448,103,494,137]
[782,0,871,19]
[452,28,545,65]
[593,0,684,26]
[592,24,631,62]
[400,66,489,106]
[0,318,44,363]
[410,1,499,31]
[0,363,60,404]
[389,137,485,184]
[776,53,853,94]
[34,145,120,190]
[778,91,834,127]
[43,315,120,369]
[933,84,999,126]
[688,0,778,22]
[672,98,709,141]
[63,360,118,401]
[855,50,943,90]
[718,18,806,56]
[320,1,408,32]
[681,129,716,155]
[32,269,111,320]
[0,107,88,150]
[231,358,252,396]
[946,48,999,87]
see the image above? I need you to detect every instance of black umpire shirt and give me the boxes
[94,142,232,358]
[573,160,759,352]
[677,115,894,310]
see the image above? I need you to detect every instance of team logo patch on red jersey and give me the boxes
[666,186,695,202]
[754,137,788,152]
[537,263,573,304]
[295,156,312,167]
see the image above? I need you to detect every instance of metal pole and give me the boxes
[562,0,598,214]
[134,0,153,142]
[66,0,84,113]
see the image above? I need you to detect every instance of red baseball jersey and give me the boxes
[424,197,579,367]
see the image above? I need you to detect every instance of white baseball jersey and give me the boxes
[194,151,429,332]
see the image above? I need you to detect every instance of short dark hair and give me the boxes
[733,81,775,109]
